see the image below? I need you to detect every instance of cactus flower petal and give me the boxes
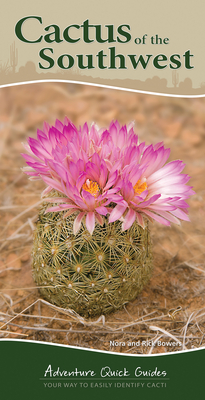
[122,208,136,231]
[86,212,95,235]
[73,212,86,235]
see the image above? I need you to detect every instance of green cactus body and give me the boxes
[33,193,152,317]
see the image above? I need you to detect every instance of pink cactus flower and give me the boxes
[22,118,194,234]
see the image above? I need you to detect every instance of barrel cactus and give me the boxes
[22,118,194,316]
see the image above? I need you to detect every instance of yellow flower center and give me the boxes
[83,179,100,197]
[133,179,147,195]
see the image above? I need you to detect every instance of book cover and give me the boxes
[0,1,204,399]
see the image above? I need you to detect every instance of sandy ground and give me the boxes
[0,82,205,354]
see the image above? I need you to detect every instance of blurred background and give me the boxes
[0,82,205,353]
